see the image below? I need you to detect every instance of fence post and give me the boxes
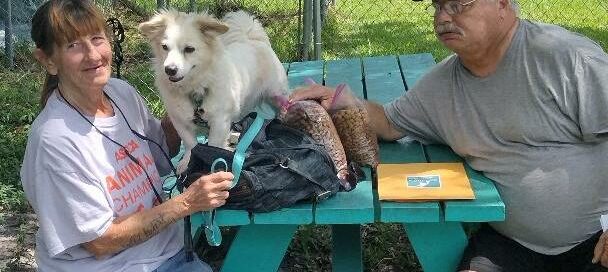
[301,0,313,60]
[4,0,14,69]
[188,0,195,12]
[157,0,165,10]
[313,0,322,60]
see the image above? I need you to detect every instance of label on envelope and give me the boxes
[407,175,441,188]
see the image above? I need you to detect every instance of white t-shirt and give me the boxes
[21,78,182,272]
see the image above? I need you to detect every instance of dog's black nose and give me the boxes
[165,65,178,76]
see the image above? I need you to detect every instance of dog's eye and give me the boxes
[184,46,195,53]
[161,44,169,51]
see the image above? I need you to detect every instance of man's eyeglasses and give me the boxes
[426,0,480,16]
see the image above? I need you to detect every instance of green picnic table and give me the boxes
[170,53,505,272]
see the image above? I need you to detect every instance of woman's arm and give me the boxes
[161,115,181,157]
[82,171,233,258]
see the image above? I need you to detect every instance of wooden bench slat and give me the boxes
[325,58,364,98]
[252,203,313,224]
[424,145,506,222]
[215,210,252,226]
[398,53,435,89]
[363,56,405,104]
[287,60,324,89]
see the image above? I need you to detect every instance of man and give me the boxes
[290,0,608,271]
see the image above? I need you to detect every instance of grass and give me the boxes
[0,0,607,269]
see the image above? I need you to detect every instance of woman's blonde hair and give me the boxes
[31,0,109,107]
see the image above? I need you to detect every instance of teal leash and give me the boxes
[202,114,266,246]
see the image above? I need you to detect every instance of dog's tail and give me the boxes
[221,10,270,46]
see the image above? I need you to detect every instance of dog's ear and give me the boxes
[197,15,229,38]
[139,12,168,40]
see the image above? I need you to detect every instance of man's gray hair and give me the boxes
[510,0,520,16]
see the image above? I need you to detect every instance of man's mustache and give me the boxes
[435,24,464,35]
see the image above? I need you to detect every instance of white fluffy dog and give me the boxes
[139,10,288,173]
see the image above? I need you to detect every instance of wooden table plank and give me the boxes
[282,62,290,73]
[363,56,441,223]
[363,56,405,104]
[243,62,326,225]
[424,145,505,222]
[315,181,374,224]
[314,57,374,225]
[398,53,435,89]
[287,60,324,89]
[325,58,364,98]
[378,139,440,223]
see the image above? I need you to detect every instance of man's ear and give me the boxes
[34,48,58,75]
[498,0,509,11]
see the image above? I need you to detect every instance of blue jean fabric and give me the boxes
[154,249,213,272]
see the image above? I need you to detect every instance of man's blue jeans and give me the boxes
[154,249,213,272]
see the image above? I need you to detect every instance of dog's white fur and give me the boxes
[139,10,288,173]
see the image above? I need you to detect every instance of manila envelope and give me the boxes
[378,163,475,201]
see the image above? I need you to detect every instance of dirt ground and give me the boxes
[0,213,37,272]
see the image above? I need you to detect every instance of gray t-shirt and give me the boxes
[385,19,608,255]
[20,78,182,271]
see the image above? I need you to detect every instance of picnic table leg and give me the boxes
[332,224,363,272]
[403,222,468,272]
[221,224,298,272]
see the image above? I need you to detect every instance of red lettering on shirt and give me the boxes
[106,176,122,192]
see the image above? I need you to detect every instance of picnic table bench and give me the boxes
[171,53,505,272]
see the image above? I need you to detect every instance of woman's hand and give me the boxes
[593,231,608,267]
[181,171,234,212]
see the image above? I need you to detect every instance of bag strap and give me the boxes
[231,114,265,188]
[201,114,266,247]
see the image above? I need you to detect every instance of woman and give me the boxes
[21,0,233,271]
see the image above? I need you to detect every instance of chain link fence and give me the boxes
[1,0,607,103]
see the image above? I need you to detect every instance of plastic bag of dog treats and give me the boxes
[274,95,357,191]
[327,83,380,168]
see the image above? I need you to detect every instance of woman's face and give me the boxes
[47,32,112,93]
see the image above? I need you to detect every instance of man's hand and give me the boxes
[289,84,340,110]
[593,231,608,267]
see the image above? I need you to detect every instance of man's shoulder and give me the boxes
[410,55,458,90]
[523,20,603,56]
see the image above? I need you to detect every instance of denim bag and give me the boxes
[183,113,341,212]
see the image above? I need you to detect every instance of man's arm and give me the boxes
[82,171,233,258]
[364,101,406,141]
[161,115,180,157]
[289,84,407,141]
